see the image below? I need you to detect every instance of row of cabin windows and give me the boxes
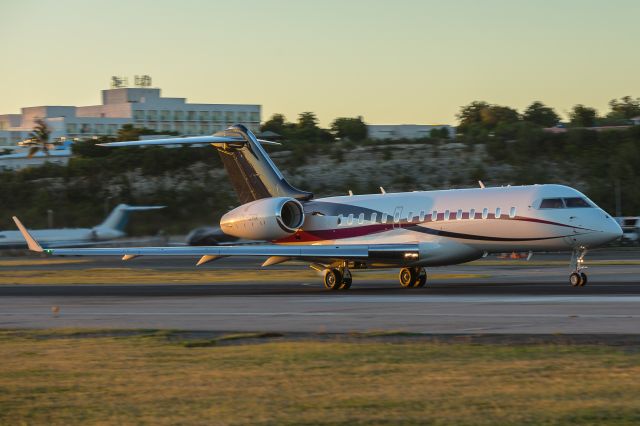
[338,207,517,226]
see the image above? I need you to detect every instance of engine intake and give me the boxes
[220,197,305,240]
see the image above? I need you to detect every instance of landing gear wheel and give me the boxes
[324,268,343,291]
[399,268,416,288]
[569,272,583,287]
[340,270,353,290]
[414,269,427,288]
[579,272,588,287]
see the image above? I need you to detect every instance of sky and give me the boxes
[1,0,639,126]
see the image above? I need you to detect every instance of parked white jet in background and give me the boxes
[13,125,622,289]
[3,204,163,249]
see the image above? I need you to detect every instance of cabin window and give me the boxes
[509,207,517,218]
[564,197,592,208]
[347,214,354,225]
[337,214,343,226]
[482,208,489,219]
[456,209,463,220]
[432,210,438,221]
[419,210,425,221]
[495,207,502,219]
[444,210,450,221]
[382,213,388,223]
[394,211,401,223]
[469,208,476,220]
[358,213,364,225]
[407,212,413,223]
[371,213,377,223]
[539,198,565,209]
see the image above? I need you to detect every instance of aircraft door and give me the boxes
[393,206,403,229]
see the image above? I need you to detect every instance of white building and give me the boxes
[0,84,261,145]
[367,124,455,140]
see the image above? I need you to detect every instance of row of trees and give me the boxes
[458,96,640,132]
[261,113,368,143]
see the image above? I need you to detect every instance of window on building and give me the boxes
[107,124,117,135]
[187,111,196,121]
[509,207,517,218]
[495,207,502,219]
[95,124,104,133]
[539,198,565,209]
[237,111,247,122]
[199,111,209,121]
[469,208,476,219]
[250,112,259,122]
[212,111,221,121]
[200,123,210,134]
[66,123,77,134]
[161,123,171,132]
[482,208,489,219]
[160,110,170,121]
[225,111,235,123]
[147,110,157,121]
[133,110,144,120]
[174,111,184,121]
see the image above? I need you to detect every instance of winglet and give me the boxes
[12,216,44,252]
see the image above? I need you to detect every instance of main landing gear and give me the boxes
[323,267,352,291]
[569,248,588,287]
[399,267,427,288]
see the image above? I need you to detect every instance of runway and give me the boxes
[1,252,640,333]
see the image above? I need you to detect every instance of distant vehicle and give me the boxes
[13,125,622,289]
[615,217,640,245]
[1,204,163,249]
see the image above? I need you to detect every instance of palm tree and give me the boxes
[25,118,52,158]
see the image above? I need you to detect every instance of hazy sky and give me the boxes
[1,0,638,126]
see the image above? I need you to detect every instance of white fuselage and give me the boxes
[272,184,622,266]
[0,227,124,249]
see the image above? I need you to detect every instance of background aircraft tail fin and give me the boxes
[98,204,165,232]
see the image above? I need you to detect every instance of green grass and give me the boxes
[0,330,639,425]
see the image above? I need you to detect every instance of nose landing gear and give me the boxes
[569,249,588,287]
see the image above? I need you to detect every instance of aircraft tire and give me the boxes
[569,272,582,287]
[414,268,427,288]
[324,268,343,290]
[399,268,416,288]
[579,272,588,287]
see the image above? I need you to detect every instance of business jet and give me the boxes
[13,124,622,289]
[3,204,163,249]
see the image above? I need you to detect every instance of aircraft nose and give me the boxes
[602,217,623,244]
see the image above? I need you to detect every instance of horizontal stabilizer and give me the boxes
[98,136,279,148]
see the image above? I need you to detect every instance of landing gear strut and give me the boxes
[399,267,427,288]
[323,264,352,291]
[569,248,588,287]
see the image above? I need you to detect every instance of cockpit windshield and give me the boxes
[538,197,593,209]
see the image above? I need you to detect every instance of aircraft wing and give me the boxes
[12,217,418,263]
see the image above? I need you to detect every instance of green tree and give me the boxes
[522,101,560,127]
[607,96,640,120]
[260,113,287,134]
[330,116,367,141]
[26,118,53,158]
[569,105,598,127]
[457,102,519,131]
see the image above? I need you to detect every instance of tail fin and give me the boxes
[98,204,165,232]
[213,125,312,204]
[99,124,313,204]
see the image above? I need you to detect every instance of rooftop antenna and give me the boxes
[478,180,485,189]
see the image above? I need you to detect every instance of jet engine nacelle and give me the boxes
[220,197,305,240]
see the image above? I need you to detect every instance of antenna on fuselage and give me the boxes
[478,180,485,189]
[380,187,386,194]
[348,190,353,196]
